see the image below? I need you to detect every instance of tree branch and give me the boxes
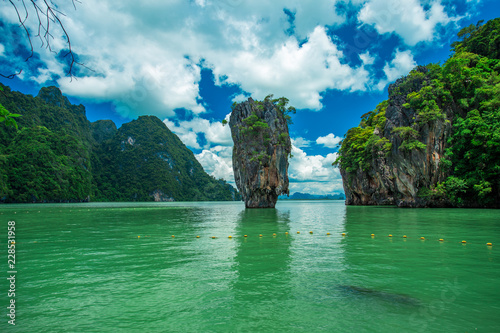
[0,70,23,79]
[8,0,34,62]
[2,0,91,80]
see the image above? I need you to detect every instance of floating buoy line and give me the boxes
[130,232,493,247]
[9,231,493,247]
[3,206,493,247]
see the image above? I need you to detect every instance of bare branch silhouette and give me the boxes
[2,0,91,80]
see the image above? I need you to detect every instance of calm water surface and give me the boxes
[1,201,499,332]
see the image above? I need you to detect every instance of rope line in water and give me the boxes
[157,233,493,247]
[3,209,494,247]
[6,233,494,246]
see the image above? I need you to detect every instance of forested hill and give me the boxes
[335,17,500,208]
[0,85,240,203]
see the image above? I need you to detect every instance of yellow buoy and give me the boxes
[285,232,289,235]
[327,232,331,235]
[212,236,216,239]
[439,239,444,242]
[138,236,140,238]
[342,233,346,236]
[388,234,393,237]
[487,242,492,246]
[244,235,248,237]
[462,240,466,244]
[228,236,232,239]
[297,231,300,234]
[171,235,175,238]
[403,235,407,238]
[420,237,425,240]
[273,233,276,236]
[371,234,375,237]
[259,234,263,237]
[309,231,313,234]
[196,236,200,238]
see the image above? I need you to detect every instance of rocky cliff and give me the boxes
[229,97,292,208]
[339,67,451,207]
[336,18,500,208]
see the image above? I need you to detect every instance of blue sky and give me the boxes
[1,0,499,195]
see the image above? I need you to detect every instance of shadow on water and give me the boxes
[337,285,422,307]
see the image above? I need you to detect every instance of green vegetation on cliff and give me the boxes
[0,85,239,203]
[233,95,293,166]
[334,100,390,173]
[4,126,92,202]
[0,85,95,202]
[335,17,500,207]
[0,86,21,129]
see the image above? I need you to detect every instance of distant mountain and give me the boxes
[279,192,345,200]
[93,115,239,202]
[0,85,240,203]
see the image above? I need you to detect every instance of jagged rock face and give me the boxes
[340,67,451,208]
[229,98,291,208]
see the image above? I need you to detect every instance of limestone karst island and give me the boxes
[335,18,500,208]
[229,96,292,208]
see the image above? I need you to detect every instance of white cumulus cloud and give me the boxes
[316,133,342,148]
[291,137,313,148]
[195,146,234,183]
[1,0,465,116]
[0,0,375,115]
[288,144,343,195]
[213,26,372,110]
[376,49,417,90]
[358,0,456,46]
[163,113,232,150]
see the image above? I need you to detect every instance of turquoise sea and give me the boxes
[1,201,499,332]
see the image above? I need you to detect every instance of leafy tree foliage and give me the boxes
[5,126,92,202]
[263,94,296,125]
[391,126,427,151]
[451,19,500,59]
[0,86,21,129]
